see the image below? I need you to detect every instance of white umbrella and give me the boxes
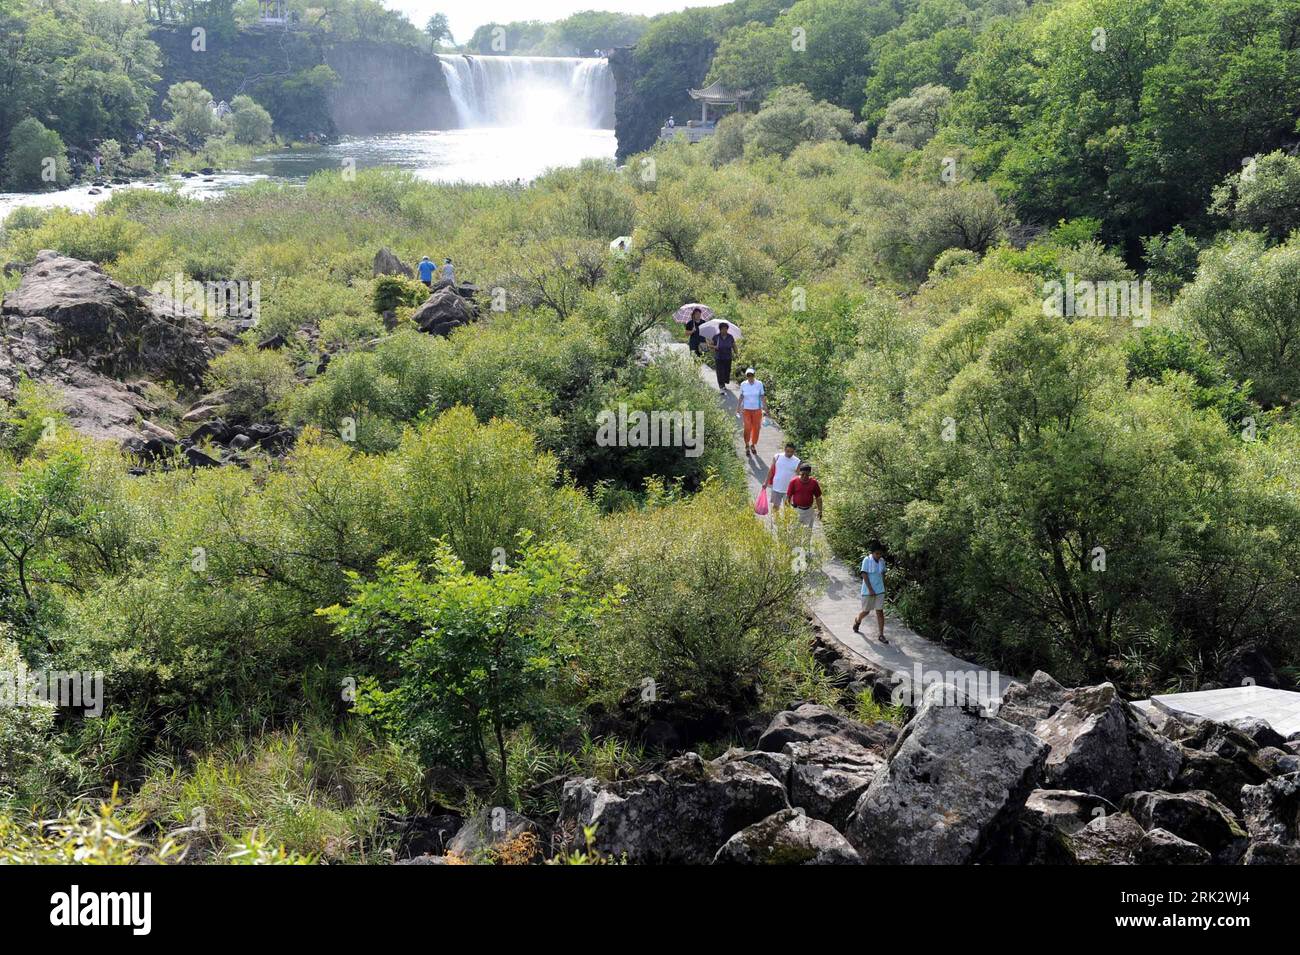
[673,302,714,324]
[698,318,741,341]
[610,236,632,254]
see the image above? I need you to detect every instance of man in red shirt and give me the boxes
[785,462,822,529]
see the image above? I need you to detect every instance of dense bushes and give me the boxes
[585,483,808,710]
[820,267,1300,691]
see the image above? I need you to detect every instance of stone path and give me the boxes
[698,360,1017,708]
[1133,686,1300,737]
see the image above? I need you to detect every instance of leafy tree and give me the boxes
[877,84,952,149]
[1141,226,1200,301]
[1171,232,1300,408]
[229,95,273,145]
[424,13,452,49]
[1,118,69,191]
[1210,150,1300,240]
[706,20,784,98]
[204,345,296,422]
[164,81,217,147]
[744,85,860,159]
[321,540,603,784]
[588,483,806,710]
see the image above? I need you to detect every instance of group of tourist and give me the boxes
[684,306,889,645]
[417,255,456,287]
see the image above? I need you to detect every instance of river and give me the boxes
[0,55,617,220]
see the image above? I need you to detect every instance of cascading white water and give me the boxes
[436,55,615,129]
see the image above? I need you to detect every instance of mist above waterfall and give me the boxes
[437,55,615,130]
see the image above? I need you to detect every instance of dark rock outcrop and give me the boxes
[1033,683,1182,802]
[1022,789,1118,836]
[373,247,412,278]
[1240,774,1300,848]
[783,735,884,831]
[410,286,478,337]
[845,685,1049,864]
[0,251,227,446]
[712,808,860,865]
[756,703,896,754]
[1135,827,1211,865]
[1065,812,1147,864]
[558,752,789,864]
[1122,790,1247,864]
[997,671,1073,730]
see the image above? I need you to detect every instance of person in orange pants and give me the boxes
[737,367,767,455]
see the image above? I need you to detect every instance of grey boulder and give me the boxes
[1033,683,1182,802]
[558,752,789,864]
[712,808,860,865]
[845,684,1048,864]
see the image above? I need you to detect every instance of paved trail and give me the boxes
[697,359,1016,707]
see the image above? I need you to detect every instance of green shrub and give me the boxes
[321,540,604,786]
[2,118,70,191]
[371,275,426,313]
[586,483,806,709]
[204,345,297,422]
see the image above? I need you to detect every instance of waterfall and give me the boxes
[436,55,615,129]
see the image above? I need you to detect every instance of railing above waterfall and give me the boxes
[659,120,717,143]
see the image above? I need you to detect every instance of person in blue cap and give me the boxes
[417,255,436,287]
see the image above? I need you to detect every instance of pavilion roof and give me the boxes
[688,80,753,103]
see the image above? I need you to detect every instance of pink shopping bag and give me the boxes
[753,486,769,516]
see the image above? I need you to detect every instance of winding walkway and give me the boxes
[700,361,1016,708]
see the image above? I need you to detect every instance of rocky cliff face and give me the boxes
[609,43,716,162]
[322,41,456,134]
[0,251,231,446]
[151,25,454,137]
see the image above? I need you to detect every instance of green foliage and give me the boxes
[1171,232,1300,408]
[821,293,1300,690]
[2,208,144,265]
[164,81,218,147]
[0,0,158,160]
[1141,226,1200,301]
[321,540,604,786]
[1124,325,1256,423]
[204,345,297,422]
[1210,150,1300,241]
[229,95,274,145]
[877,84,952,149]
[744,86,861,160]
[852,690,909,726]
[371,275,425,313]
[949,0,1300,246]
[2,118,70,191]
[130,721,421,863]
[586,483,807,709]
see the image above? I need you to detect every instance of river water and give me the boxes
[0,127,617,220]
[0,55,617,220]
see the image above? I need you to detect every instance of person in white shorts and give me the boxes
[764,442,801,510]
[853,540,888,644]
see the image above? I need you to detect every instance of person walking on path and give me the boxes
[417,255,436,287]
[710,321,737,392]
[442,257,456,284]
[786,462,822,530]
[738,367,766,455]
[764,442,801,510]
[853,541,888,644]
[685,307,706,356]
